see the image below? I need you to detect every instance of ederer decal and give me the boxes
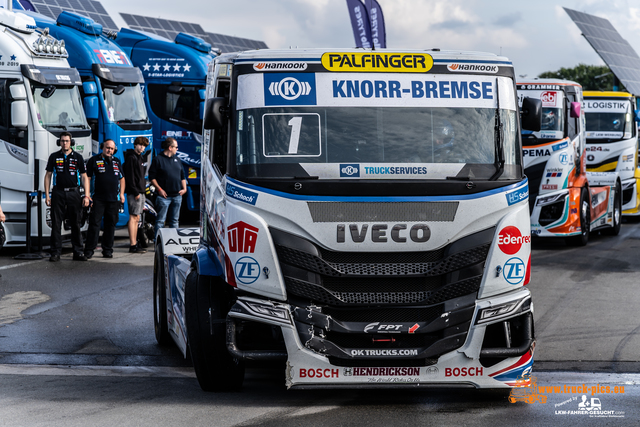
[497,226,530,255]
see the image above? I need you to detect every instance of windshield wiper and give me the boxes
[489,78,505,181]
[46,124,67,130]
[117,119,148,124]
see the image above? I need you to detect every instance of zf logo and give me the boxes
[503,257,526,285]
[235,256,260,284]
[264,73,316,106]
[559,153,569,165]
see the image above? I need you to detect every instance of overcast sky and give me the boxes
[102,0,640,79]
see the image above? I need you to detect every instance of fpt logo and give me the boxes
[503,257,526,285]
[264,73,316,106]
[227,221,258,253]
[540,91,557,107]
[340,164,360,177]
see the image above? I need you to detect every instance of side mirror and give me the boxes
[203,97,227,130]
[40,85,56,99]
[570,101,581,118]
[113,85,126,96]
[84,95,99,120]
[83,81,98,95]
[11,100,28,128]
[520,97,542,132]
[168,85,184,94]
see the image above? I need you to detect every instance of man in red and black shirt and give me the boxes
[44,131,91,262]
[83,139,125,259]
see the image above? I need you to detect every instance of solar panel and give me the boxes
[28,0,118,31]
[119,12,267,54]
[564,7,640,95]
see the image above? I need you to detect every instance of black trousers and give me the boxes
[50,187,84,256]
[84,199,119,255]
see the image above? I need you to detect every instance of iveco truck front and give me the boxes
[155,49,541,391]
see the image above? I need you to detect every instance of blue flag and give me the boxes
[364,0,386,49]
[345,0,372,49]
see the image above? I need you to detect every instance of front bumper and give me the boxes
[227,288,535,389]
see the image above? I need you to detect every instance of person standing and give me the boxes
[83,139,125,259]
[149,137,186,238]
[44,132,90,262]
[123,136,149,253]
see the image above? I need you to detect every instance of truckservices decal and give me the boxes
[237,73,517,110]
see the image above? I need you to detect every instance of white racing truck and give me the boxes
[517,80,621,244]
[155,48,542,390]
[0,7,91,248]
[583,91,640,217]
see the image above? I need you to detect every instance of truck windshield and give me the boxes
[235,74,520,180]
[32,85,88,130]
[585,111,632,141]
[102,83,149,123]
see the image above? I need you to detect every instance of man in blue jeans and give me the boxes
[149,137,187,238]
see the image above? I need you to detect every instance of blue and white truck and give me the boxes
[154,48,542,391]
[17,7,153,226]
[114,29,215,213]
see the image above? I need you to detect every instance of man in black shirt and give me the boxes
[123,136,149,253]
[149,137,187,238]
[44,132,91,262]
[83,139,125,259]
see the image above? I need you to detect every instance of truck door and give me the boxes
[0,79,31,191]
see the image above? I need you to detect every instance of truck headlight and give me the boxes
[244,301,289,321]
[536,191,568,207]
[477,296,531,324]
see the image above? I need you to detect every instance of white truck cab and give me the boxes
[0,8,91,248]
[155,48,542,391]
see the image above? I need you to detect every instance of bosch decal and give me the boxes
[445,367,483,377]
[503,257,526,285]
[497,226,530,255]
[226,183,259,205]
[234,256,260,284]
[227,221,258,253]
[264,73,316,106]
[299,368,339,378]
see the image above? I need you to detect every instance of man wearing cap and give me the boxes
[44,131,91,262]
[123,136,149,253]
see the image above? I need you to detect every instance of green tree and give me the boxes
[537,64,625,92]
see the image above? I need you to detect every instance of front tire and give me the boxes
[603,181,622,236]
[568,187,590,246]
[153,246,171,346]
[185,271,245,392]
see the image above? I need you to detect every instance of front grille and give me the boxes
[276,244,489,277]
[285,276,481,306]
[272,226,493,364]
[307,201,458,223]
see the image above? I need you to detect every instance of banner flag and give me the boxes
[345,0,372,48]
[364,0,386,49]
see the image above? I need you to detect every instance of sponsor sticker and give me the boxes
[322,52,433,73]
[299,368,339,378]
[506,185,529,206]
[226,183,259,205]
[227,221,259,253]
[340,163,360,177]
[264,73,316,106]
[497,226,530,255]
[540,91,559,108]
[350,349,418,357]
[542,184,558,190]
[234,256,260,284]
[445,367,483,377]
[254,62,308,71]
[559,153,569,165]
[503,257,526,285]
[343,367,420,376]
[552,141,569,151]
[447,63,498,73]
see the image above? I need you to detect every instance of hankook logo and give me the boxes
[253,62,308,71]
[447,63,498,73]
[337,224,431,243]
